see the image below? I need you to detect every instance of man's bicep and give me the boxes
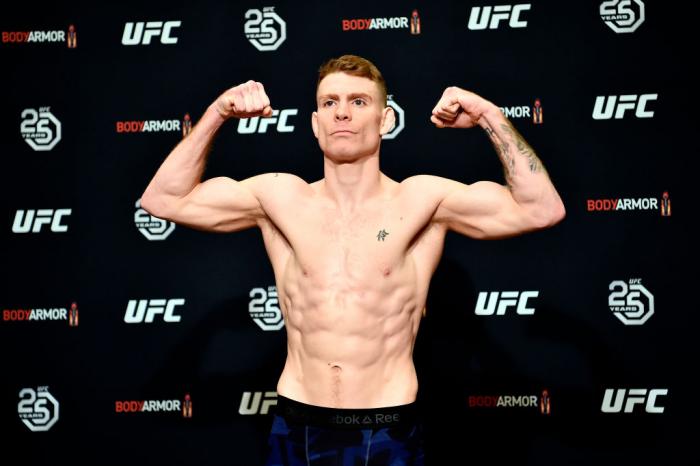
[169,175,266,232]
[435,180,533,239]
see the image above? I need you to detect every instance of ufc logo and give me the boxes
[237,109,297,134]
[592,94,657,119]
[475,291,538,315]
[468,4,531,30]
[122,21,181,45]
[239,391,277,415]
[12,209,71,233]
[601,388,668,413]
[124,299,184,323]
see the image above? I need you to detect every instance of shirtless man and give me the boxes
[141,55,565,465]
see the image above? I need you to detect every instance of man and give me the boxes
[141,55,565,465]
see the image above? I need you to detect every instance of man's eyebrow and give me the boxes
[348,93,373,101]
[318,93,373,101]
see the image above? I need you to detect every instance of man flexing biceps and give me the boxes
[141,55,565,466]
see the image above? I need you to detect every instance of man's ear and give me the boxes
[311,111,319,139]
[380,106,395,135]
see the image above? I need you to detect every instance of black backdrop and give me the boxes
[1,1,695,465]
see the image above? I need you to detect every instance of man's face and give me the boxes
[312,72,394,161]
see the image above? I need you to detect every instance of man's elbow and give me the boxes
[537,200,566,229]
[140,191,173,220]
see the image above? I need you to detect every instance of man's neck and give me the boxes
[321,153,383,210]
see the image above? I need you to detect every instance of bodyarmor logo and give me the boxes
[21,107,61,151]
[600,0,645,33]
[249,286,284,331]
[500,105,531,119]
[499,100,543,124]
[115,398,183,413]
[592,94,657,119]
[68,302,79,327]
[468,390,550,414]
[12,209,71,233]
[183,393,193,418]
[383,95,404,140]
[67,24,77,48]
[135,198,175,240]
[124,299,184,323]
[2,29,67,43]
[608,279,654,325]
[660,191,671,216]
[533,99,543,124]
[244,7,286,51]
[475,291,538,315]
[122,21,181,45]
[18,386,59,431]
[239,391,278,415]
[237,109,297,134]
[601,388,667,413]
[410,10,421,35]
[182,113,192,137]
[468,4,531,30]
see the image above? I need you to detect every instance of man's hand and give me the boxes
[430,86,496,129]
[214,80,273,119]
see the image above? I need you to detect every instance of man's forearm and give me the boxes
[477,105,553,205]
[142,105,225,203]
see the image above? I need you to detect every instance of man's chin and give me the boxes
[321,143,355,158]
[322,142,376,163]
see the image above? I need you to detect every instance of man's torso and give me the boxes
[255,174,447,408]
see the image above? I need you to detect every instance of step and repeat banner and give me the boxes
[1,1,693,465]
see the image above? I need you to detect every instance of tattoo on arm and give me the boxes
[485,125,515,184]
[500,122,545,174]
[376,229,389,241]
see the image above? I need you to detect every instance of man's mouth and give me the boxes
[331,130,356,136]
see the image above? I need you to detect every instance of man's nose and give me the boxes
[334,101,350,121]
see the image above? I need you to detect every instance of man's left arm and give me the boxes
[428,86,566,239]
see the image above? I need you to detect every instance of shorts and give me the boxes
[265,395,425,466]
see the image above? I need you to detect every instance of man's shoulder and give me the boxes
[398,175,473,205]
[244,173,313,204]
[399,174,456,191]
[249,172,311,188]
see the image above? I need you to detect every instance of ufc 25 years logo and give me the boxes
[244,7,286,51]
[18,386,60,431]
[21,107,61,151]
[122,21,181,45]
[249,286,284,330]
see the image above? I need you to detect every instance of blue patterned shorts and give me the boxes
[265,396,425,466]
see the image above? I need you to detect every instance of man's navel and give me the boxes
[329,363,342,404]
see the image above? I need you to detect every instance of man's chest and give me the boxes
[267,198,433,273]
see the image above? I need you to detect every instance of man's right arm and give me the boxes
[140,81,273,233]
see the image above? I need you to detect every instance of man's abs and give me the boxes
[275,251,424,409]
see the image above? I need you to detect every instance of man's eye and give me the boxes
[323,101,335,107]
[353,99,365,106]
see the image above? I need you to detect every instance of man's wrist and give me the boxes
[477,103,502,130]
[205,103,228,126]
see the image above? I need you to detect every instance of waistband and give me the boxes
[275,395,419,429]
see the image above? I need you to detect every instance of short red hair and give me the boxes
[317,55,387,106]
